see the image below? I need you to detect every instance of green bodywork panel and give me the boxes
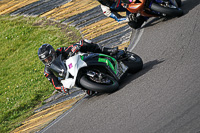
[98,54,118,74]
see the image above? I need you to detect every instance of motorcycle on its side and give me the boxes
[49,48,143,93]
[122,0,183,28]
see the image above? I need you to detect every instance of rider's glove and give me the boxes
[128,13,137,22]
[122,3,129,8]
[71,45,81,53]
[121,0,132,8]
[61,86,69,94]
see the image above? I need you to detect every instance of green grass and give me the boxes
[0,15,81,132]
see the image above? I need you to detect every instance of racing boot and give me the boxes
[102,46,118,55]
[128,16,148,29]
[86,90,96,96]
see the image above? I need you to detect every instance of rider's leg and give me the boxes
[101,4,128,24]
[79,39,118,55]
[85,90,96,96]
[101,46,118,55]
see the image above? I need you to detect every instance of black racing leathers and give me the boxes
[43,40,102,93]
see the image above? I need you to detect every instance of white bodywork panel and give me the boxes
[61,54,87,89]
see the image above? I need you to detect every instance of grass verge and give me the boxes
[0,15,81,132]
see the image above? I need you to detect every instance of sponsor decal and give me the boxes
[68,63,73,69]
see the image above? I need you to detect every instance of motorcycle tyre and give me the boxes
[122,52,143,74]
[80,75,119,93]
[150,3,183,17]
[176,0,182,7]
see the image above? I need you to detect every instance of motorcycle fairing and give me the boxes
[49,55,67,79]
[125,0,158,17]
[97,54,128,79]
[98,54,118,74]
[61,54,87,89]
[81,53,118,80]
[82,53,128,80]
[126,0,146,13]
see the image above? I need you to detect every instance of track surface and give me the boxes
[43,1,200,133]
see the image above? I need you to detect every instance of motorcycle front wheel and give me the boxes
[150,2,183,17]
[80,73,119,93]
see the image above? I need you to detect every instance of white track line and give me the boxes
[128,22,146,52]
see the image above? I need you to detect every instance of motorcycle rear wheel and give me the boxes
[176,0,182,7]
[150,2,183,17]
[80,74,119,93]
[122,52,143,74]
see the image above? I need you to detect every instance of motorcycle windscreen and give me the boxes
[49,54,67,79]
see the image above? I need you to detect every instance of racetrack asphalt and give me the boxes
[40,1,200,133]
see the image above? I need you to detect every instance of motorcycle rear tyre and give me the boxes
[176,0,182,7]
[150,3,183,17]
[122,52,143,74]
[80,75,119,93]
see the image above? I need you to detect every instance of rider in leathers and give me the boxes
[38,39,118,95]
[98,0,148,29]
